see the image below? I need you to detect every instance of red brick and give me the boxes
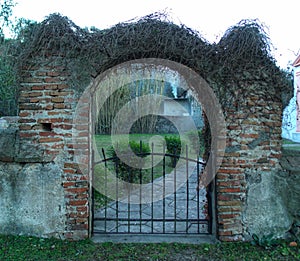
[19,111,31,117]
[69,200,88,206]
[51,143,64,149]
[28,92,43,97]
[64,169,76,174]
[64,162,79,169]
[54,104,66,109]
[75,218,89,223]
[19,132,36,138]
[218,168,243,174]
[44,104,54,110]
[51,97,64,103]
[218,200,241,206]
[218,230,232,236]
[240,133,259,139]
[39,131,56,136]
[218,187,242,193]
[70,224,89,230]
[45,150,59,156]
[58,124,73,130]
[44,84,58,90]
[31,85,44,90]
[24,77,44,83]
[217,180,241,187]
[57,84,69,90]
[66,187,88,193]
[77,206,88,212]
[35,71,47,76]
[63,182,76,188]
[69,212,89,218]
[48,91,70,96]
[18,118,36,123]
[39,137,63,143]
[19,124,32,130]
[30,98,39,103]
[44,77,63,83]
[47,71,61,77]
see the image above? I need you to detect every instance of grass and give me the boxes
[0,234,299,260]
[94,132,204,156]
[282,138,300,145]
[94,133,181,155]
[282,139,300,154]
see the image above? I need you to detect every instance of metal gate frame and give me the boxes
[91,144,216,238]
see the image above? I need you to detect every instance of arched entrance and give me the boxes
[15,14,288,241]
[72,58,226,242]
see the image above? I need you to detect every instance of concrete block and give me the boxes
[0,162,66,238]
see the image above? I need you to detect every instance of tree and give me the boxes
[95,78,166,135]
[0,0,15,38]
[0,0,17,115]
[0,38,18,116]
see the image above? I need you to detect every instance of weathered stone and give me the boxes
[0,129,17,162]
[286,172,300,222]
[247,131,270,150]
[0,162,66,238]
[14,138,53,163]
[225,145,241,153]
[243,171,292,240]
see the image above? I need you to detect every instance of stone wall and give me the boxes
[0,58,295,241]
[0,58,91,240]
[215,95,285,241]
[0,117,66,238]
[0,30,295,242]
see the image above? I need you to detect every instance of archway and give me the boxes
[14,13,289,241]
[71,58,226,241]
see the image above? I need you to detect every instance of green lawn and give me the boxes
[0,234,299,260]
[282,138,300,145]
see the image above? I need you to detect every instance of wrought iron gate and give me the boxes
[92,144,213,235]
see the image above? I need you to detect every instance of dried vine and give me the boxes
[12,12,292,108]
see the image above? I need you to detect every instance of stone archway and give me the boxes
[0,14,290,241]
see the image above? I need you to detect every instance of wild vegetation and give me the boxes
[0,11,294,116]
[0,234,299,260]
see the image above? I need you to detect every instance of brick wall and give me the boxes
[16,54,284,241]
[216,93,282,241]
[18,58,90,240]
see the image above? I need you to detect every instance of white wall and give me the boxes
[282,66,299,141]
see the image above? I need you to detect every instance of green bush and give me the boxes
[108,141,150,183]
[164,135,184,167]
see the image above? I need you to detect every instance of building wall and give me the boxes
[282,66,300,141]
[296,70,300,132]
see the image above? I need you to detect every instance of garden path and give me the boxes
[94,162,208,234]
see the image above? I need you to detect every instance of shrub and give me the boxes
[108,140,150,183]
[164,135,184,167]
